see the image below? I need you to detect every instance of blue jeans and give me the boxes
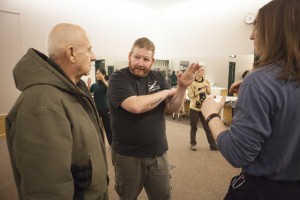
[111,150,171,200]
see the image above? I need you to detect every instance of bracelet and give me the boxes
[205,113,220,124]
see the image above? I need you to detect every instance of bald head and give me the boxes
[47,23,87,60]
[47,23,96,83]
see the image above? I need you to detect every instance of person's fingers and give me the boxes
[220,96,226,105]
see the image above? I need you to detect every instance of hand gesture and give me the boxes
[229,80,243,94]
[98,73,105,81]
[87,77,92,87]
[201,95,226,119]
[177,63,200,88]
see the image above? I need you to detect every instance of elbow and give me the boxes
[121,97,146,114]
[218,135,257,168]
[228,159,246,168]
[229,157,253,169]
[123,103,144,114]
[129,106,143,114]
[165,104,178,113]
[221,147,256,168]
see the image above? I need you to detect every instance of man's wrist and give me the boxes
[176,85,187,91]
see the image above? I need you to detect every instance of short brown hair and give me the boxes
[130,37,155,56]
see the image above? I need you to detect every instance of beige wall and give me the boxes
[0,9,21,114]
[0,0,270,114]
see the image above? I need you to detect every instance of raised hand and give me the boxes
[87,77,92,87]
[177,63,201,88]
[201,95,226,119]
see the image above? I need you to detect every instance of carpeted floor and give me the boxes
[0,114,240,200]
[107,115,240,200]
[0,136,18,200]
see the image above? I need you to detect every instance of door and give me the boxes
[0,10,22,114]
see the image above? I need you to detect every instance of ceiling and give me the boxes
[122,0,192,10]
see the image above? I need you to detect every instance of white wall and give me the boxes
[0,0,270,114]
[0,9,22,115]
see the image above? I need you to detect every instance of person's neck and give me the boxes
[48,58,79,84]
[196,76,204,82]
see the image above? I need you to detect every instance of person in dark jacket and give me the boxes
[88,68,112,145]
[169,70,177,87]
[6,23,108,200]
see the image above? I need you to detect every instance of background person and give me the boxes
[241,69,249,79]
[6,23,108,200]
[187,65,218,151]
[88,68,112,146]
[169,70,177,87]
[202,0,300,199]
[108,37,200,200]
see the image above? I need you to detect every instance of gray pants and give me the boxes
[111,150,171,200]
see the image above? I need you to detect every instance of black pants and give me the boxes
[189,109,217,148]
[224,172,300,200]
[97,108,112,146]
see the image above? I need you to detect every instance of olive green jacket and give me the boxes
[6,48,108,200]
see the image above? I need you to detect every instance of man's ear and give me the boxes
[128,52,132,61]
[66,46,75,63]
[151,57,155,65]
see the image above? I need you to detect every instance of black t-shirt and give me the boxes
[108,67,170,157]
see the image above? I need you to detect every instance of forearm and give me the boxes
[207,117,227,141]
[166,86,186,112]
[102,79,109,87]
[121,89,170,114]
[201,95,227,141]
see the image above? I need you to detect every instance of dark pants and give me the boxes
[189,109,217,148]
[97,108,112,146]
[224,172,300,200]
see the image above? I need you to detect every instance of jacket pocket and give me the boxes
[71,161,92,200]
[84,147,108,199]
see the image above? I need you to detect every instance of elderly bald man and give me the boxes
[6,23,109,200]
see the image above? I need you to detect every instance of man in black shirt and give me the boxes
[108,37,200,200]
